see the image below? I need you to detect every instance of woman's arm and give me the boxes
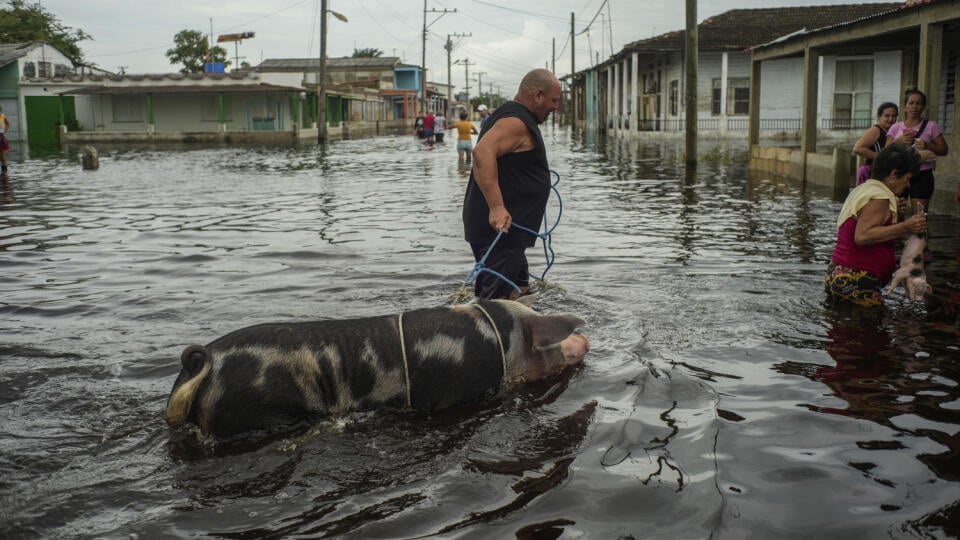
[927,133,948,156]
[854,199,924,245]
[853,126,881,159]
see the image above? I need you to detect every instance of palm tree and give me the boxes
[352,47,383,58]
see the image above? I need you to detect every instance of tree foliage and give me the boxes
[165,29,229,74]
[0,0,91,63]
[352,47,383,58]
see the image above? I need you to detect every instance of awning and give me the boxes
[60,83,304,96]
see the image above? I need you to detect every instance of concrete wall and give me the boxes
[72,91,305,133]
[751,142,959,216]
[59,118,411,144]
[750,144,856,190]
[60,128,308,145]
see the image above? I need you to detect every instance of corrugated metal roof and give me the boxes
[0,42,40,68]
[621,3,903,55]
[751,0,940,51]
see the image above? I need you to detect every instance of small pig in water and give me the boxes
[165,297,589,439]
[886,233,931,301]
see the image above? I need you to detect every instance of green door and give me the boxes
[25,96,76,148]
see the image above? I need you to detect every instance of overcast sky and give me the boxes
[44,0,876,96]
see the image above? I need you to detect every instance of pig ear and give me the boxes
[526,314,586,350]
[514,294,537,308]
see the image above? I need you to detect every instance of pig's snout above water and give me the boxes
[164,298,589,439]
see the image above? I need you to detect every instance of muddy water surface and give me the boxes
[1,131,959,538]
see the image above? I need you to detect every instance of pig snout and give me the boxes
[560,334,590,366]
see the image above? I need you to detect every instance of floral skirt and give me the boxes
[824,262,884,306]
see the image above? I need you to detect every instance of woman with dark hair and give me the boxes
[825,143,927,306]
[852,102,898,185]
[885,88,949,214]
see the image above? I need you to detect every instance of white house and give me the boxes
[0,41,108,151]
[59,71,312,145]
[570,3,902,139]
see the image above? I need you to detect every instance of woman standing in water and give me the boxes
[853,102,898,185]
[825,144,926,306]
[885,88,948,215]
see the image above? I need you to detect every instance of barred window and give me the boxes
[833,60,873,129]
[201,95,232,122]
[711,78,722,116]
[112,95,145,123]
[727,78,750,115]
[669,80,679,116]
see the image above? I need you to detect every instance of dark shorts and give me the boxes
[824,262,884,306]
[470,243,529,300]
[906,168,935,200]
[0,134,9,152]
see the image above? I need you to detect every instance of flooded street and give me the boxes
[1,129,959,539]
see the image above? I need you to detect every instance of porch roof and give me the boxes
[616,3,901,57]
[254,57,402,72]
[60,82,303,96]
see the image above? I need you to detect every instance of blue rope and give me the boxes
[464,170,563,294]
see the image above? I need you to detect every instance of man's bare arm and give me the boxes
[471,117,533,232]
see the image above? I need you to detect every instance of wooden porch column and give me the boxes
[800,47,820,185]
[917,22,943,122]
[146,93,155,134]
[631,51,639,134]
[611,63,619,129]
[621,57,629,132]
[748,59,761,147]
[606,66,613,131]
[720,51,729,136]
[218,93,226,132]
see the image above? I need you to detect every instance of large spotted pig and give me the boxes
[165,297,589,439]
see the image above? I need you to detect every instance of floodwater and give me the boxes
[1,129,959,539]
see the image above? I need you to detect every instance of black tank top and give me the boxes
[462,101,550,248]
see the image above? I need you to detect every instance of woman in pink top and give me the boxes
[825,143,926,306]
[885,88,949,215]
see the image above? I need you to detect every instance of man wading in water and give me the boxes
[462,69,561,300]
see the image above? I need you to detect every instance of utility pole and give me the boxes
[446,33,470,115]
[475,71,487,104]
[455,58,475,104]
[318,1,347,144]
[421,2,456,112]
[552,37,556,126]
[318,0,328,144]
[570,12,576,128]
[684,0,698,167]
[552,38,556,74]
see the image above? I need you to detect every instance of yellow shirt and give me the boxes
[453,120,476,141]
[836,179,898,229]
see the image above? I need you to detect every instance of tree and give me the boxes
[165,29,229,74]
[0,0,91,64]
[352,47,383,58]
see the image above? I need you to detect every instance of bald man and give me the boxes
[462,69,562,299]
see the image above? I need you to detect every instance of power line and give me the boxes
[469,0,574,24]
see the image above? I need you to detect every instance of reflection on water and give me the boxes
[1,132,959,538]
